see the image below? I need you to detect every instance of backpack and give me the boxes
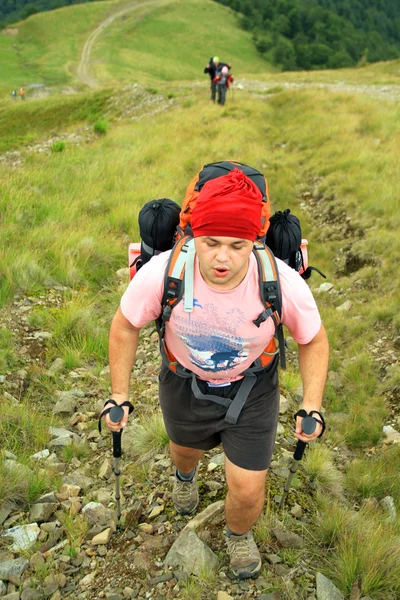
[128,161,325,371]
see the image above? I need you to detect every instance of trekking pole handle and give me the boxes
[110,405,124,459]
[293,415,317,460]
[293,440,307,461]
[109,404,125,425]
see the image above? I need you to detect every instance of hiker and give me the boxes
[215,65,234,106]
[11,90,17,100]
[19,87,25,100]
[103,168,329,580]
[204,56,231,102]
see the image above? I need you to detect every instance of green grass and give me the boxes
[0,328,19,371]
[0,459,55,505]
[302,443,344,498]
[51,140,65,153]
[345,445,400,506]
[313,496,400,598]
[28,292,110,363]
[0,401,52,458]
[0,1,114,92]
[95,0,270,85]
[126,412,169,463]
[0,400,55,505]
[0,0,271,95]
[0,89,114,151]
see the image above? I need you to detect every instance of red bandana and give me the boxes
[191,168,263,241]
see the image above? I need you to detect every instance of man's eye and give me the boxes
[206,241,217,247]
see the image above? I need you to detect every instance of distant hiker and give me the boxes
[11,90,17,100]
[204,56,231,102]
[204,56,218,102]
[19,87,25,100]
[215,65,234,106]
[103,167,329,580]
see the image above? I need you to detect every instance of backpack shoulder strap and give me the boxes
[161,235,194,322]
[252,243,286,369]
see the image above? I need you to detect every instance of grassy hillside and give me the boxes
[1,3,400,597]
[93,0,270,84]
[0,0,270,95]
[0,1,114,91]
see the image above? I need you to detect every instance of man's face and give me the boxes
[194,236,253,290]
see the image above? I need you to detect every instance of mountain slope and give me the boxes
[0,0,270,94]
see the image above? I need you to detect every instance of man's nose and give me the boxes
[215,245,229,262]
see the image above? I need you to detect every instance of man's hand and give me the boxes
[294,408,324,443]
[296,325,329,443]
[102,402,131,432]
[99,396,134,433]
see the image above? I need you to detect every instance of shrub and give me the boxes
[93,120,108,135]
[51,141,65,153]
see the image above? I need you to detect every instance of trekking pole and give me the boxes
[109,405,124,522]
[98,400,134,526]
[279,413,317,509]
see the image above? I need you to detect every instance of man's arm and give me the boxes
[104,306,140,432]
[295,324,329,442]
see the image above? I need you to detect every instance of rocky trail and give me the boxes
[1,174,400,600]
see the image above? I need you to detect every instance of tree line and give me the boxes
[215,0,400,70]
[0,0,96,27]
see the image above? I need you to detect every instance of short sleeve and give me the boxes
[278,260,322,345]
[120,251,171,328]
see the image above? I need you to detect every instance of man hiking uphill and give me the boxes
[103,168,329,580]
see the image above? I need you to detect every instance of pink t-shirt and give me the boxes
[121,250,321,383]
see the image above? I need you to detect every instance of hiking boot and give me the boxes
[172,467,199,515]
[225,529,262,580]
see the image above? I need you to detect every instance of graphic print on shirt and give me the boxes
[174,301,255,374]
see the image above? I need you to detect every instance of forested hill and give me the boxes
[215,0,400,70]
[0,0,96,27]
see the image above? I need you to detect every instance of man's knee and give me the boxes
[170,441,203,460]
[227,473,266,508]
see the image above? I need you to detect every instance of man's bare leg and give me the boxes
[169,440,204,474]
[225,456,267,533]
[170,441,204,515]
[224,455,267,579]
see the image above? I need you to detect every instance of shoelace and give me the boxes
[226,536,251,559]
[175,479,195,501]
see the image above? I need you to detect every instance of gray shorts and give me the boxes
[158,360,280,471]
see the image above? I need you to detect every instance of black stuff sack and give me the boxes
[266,209,326,280]
[132,198,181,273]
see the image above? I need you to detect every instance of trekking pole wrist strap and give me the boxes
[294,409,326,438]
[98,399,134,433]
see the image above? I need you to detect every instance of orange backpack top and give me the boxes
[177,161,271,240]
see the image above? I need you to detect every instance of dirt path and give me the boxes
[232,78,400,102]
[77,0,167,87]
